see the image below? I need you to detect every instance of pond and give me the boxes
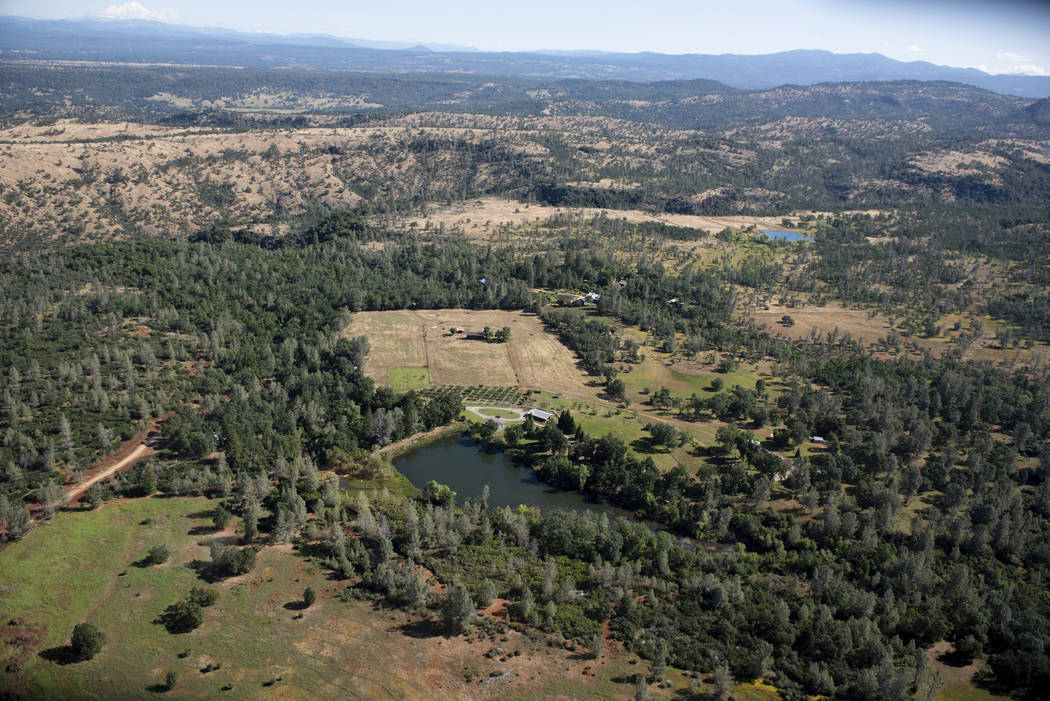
[394,435,607,514]
[760,229,814,243]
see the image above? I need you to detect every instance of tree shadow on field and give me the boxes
[39,645,78,665]
[283,600,308,611]
[395,618,446,639]
[186,559,221,584]
[610,673,639,685]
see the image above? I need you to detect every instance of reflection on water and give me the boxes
[394,435,606,513]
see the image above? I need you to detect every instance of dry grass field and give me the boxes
[749,301,1050,367]
[343,309,597,400]
[749,301,895,347]
[397,196,794,241]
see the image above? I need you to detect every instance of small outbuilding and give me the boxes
[527,408,554,423]
[465,331,486,341]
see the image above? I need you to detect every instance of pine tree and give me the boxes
[441,581,474,634]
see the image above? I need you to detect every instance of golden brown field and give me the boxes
[397,196,794,241]
[343,309,597,399]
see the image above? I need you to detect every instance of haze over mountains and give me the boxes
[2,15,1050,98]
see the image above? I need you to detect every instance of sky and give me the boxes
[3,0,1049,75]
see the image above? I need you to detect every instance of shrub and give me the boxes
[187,586,220,607]
[144,543,171,565]
[209,543,257,578]
[158,599,204,634]
[212,507,232,530]
[70,622,105,661]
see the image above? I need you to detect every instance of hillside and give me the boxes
[1,63,1048,251]
[3,16,1050,98]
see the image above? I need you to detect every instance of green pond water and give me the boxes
[394,435,606,513]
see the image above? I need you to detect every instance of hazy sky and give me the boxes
[5,0,1049,75]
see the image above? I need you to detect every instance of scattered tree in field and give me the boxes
[303,586,316,608]
[712,663,733,700]
[158,599,204,634]
[70,623,105,661]
[650,640,668,682]
[442,581,475,635]
[164,670,178,691]
[212,507,231,530]
[634,674,651,701]
[143,543,170,565]
[645,422,679,451]
[209,543,257,578]
[477,579,497,609]
[187,586,219,608]
[588,630,605,659]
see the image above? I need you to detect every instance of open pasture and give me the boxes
[343,309,596,400]
[0,497,671,700]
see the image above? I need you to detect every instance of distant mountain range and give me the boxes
[2,15,1049,98]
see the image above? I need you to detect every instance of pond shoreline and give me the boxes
[391,433,615,514]
[377,422,467,462]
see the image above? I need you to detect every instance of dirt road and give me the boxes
[65,443,153,504]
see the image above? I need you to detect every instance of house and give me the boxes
[581,292,601,304]
[811,436,826,443]
[527,408,553,423]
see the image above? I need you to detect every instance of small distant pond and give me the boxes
[760,229,814,243]
[394,435,609,514]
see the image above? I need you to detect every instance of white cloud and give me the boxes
[964,62,1047,76]
[996,51,1032,62]
[101,2,178,23]
[1002,64,1047,76]
[906,45,924,53]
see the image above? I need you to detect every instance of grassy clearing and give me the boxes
[476,408,521,419]
[528,392,710,473]
[616,354,763,403]
[345,309,595,400]
[926,642,1010,701]
[0,496,680,700]
[344,310,426,384]
[389,367,431,392]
